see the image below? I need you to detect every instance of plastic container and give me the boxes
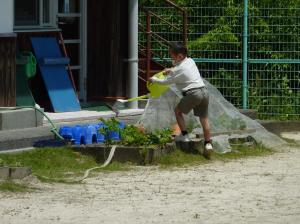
[58,126,73,140]
[71,125,84,145]
[17,51,37,79]
[118,121,125,129]
[96,123,105,143]
[59,121,125,145]
[108,131,120,141]
[83,125,98,145]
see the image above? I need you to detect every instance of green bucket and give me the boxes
[16,51,37,79]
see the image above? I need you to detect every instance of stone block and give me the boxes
[0,167,10,179]
[0,108,44,130]
[9,167,32,179]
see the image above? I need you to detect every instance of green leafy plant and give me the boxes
[120,125,149,146]
[120,125,173,148]
[98,118,173,148]
[147,129,173,146]
[98,118,121,146]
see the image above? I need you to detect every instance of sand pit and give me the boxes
[1,147,300,224]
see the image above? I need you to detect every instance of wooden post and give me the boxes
[0,33,17,107]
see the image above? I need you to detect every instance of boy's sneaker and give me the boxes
[175,134,190,142]
[203,142,213,160]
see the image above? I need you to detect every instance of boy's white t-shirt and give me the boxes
[151,57,205,92]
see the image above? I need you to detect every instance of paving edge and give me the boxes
[72,143,176,164]
[0,167,32,179]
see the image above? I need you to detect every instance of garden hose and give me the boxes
[74,145,117,182]
[0,106,117,183]
[1,106,117,182]
[0,106,64,140]
[36,145,117,183]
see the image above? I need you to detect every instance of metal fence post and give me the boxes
[242,0,248,109]
[128,0,139,109]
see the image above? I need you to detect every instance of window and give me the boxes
[14,0,56,29]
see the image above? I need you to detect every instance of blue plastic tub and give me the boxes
[59,126,73,140]
[59,121,125,145]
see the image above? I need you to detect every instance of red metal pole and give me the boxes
[183,11,188,47]
[58,32,77,93]
[146,11,151,80]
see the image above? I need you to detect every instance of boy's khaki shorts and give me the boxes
[177,87,209,118]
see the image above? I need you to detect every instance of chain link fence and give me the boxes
[139,0,300,120]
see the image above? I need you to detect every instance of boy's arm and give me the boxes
[163,68,173,75]
[150,68,184,85]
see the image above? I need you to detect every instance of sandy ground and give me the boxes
[1,147,300,224]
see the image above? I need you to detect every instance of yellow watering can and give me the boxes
[117,72,168,103]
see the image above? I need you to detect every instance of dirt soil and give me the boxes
[1,147,300,224]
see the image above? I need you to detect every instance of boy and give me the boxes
[149,42,213,159]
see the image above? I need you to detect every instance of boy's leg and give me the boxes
[175,106,187,132]
[199,116,211,142]
[199,116,213,159]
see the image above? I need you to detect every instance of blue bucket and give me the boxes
[59,126,73,140]
[71,125,85,145]
[83,125,98,145]
[59,121,126,145]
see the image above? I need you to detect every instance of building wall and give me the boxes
[0,0,13,33]
[0,0,15,106]
[87,0,128,100]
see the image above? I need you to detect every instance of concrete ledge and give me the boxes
[117,109,145,117]
[72,143,174,165]
[0,167,10,179]
[259,120,300,135]
[0,126,54,151]
[9,167,32,179]
[0,167,32,179]
[0,108,44,130]
[44,110,116,124]
[44,109,144,124]
[0,110,144,152]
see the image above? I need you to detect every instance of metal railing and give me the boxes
[138,0,188,81]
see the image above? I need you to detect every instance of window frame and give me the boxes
[14,0,58,30]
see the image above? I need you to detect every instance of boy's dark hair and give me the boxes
[169,42,188,56]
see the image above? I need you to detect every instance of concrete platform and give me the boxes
[0,109,144,151]
[44,109,144,124]
[0,126,54,151]
[0,167,32,179]
[44,110,116,124]
[0,108,44,131]
[260,120,300,135]
[72,142,175,165]
[1,107,297,153]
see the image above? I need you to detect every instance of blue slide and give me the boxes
[31,37,81,112]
